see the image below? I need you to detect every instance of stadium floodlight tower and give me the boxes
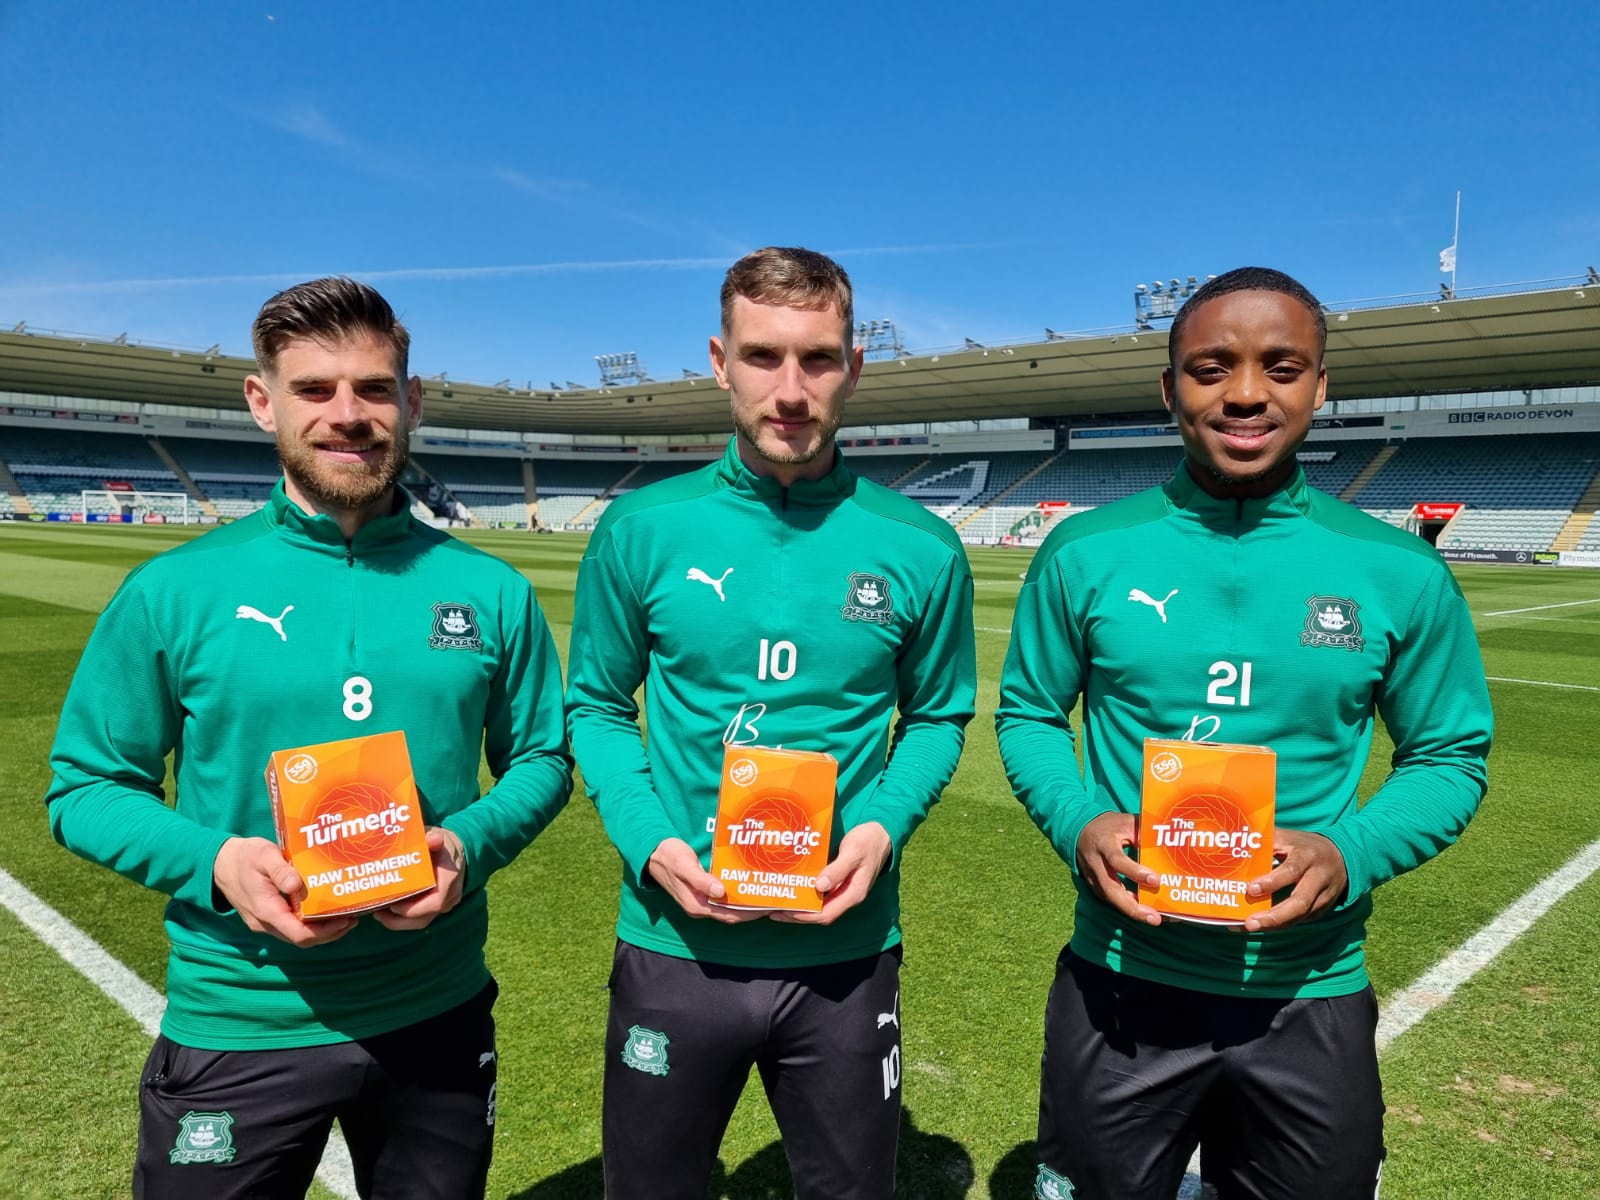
[854,319,905,361]
[595,352,650,387]
[1133,275,1208,330]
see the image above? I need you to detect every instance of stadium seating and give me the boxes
[1,426,167,471]
[841,453,927,487]
[1436,509,1571,550]
[162,436,279,476]
[529,458,626,497]
[1351,433,1600,509]
[611,460,707,493]
[3,427,185,514]
[7,416,1597,552]
[536,494,606,529]
[1297,440,1388,497]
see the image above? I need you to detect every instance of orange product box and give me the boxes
[709,744,837,912]
[1136,738,1276,925]
[264,729,436,919]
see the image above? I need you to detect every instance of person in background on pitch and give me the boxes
[567,246,976,1199]
[997,266,1492,1200]
[46,276,572,1199]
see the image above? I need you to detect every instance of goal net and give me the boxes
[80,489,193,525]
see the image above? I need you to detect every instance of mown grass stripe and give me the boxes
[0,864,359,1199]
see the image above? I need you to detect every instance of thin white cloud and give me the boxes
[0,243,1002,298]
[492,168,591,202]
[258,101,347,149]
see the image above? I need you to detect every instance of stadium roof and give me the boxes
[3,280,1598,435]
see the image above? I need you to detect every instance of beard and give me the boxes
[732,407,842,468]
[276,423,410,511]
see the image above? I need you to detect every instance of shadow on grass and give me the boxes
[987,1141,1038,1199]
[507,1108,974,1198]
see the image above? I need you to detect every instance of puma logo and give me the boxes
[686,567,733,602]
[235,604,293,641]
[877,990,900,1030]
[1127,588,1178,624]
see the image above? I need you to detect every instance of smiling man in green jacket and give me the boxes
[46,278,572,1199]
[998,267,1492,1200]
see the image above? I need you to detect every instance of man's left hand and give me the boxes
[1242,828,1348,933]
[373,826,467,931]
[773,821,891,926]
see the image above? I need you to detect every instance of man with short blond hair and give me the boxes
[568,246,976,1199]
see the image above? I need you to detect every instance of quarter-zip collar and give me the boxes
[264,479,417,557]
[1165,459,1313,531]
[713,435,855,507]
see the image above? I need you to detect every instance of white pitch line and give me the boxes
[976,625,1013,634]
[14,827,1600,1200]
[1487,676,1600,693]
[0,865,359,1200]
[1375,835,1600,1051]
[1179,833,1600,1199]
[1482,596,1600,617]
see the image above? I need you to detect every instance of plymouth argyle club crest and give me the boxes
[429,602,483,651]
[170,1111,237,1164]
[621,1025,670,1076]
[1034,1164,1076,1199]
[841,572,895,625]
[1301,595,1365,652]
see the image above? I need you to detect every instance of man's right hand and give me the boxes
[646,838,766,925]
[213,837,357,947]
[1075,812,1163,927]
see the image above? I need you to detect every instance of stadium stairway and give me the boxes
[887,458,931,487]
[565,463,640,528]
[1551,463,1600,550]
[146,437,218,519]
[955,450,1065,532]
[522,460,540,530]
[407,459,475,526]
[1339,443,1398,503]
[0,459,34,514]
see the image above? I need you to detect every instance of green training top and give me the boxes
[566,438,976,967]
[996,464,1493,998]
[46,483,572,1049]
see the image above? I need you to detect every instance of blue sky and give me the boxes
[2,1,1596,390]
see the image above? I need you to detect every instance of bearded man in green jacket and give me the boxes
[567,247,976,1199]
[46,277,572,1199]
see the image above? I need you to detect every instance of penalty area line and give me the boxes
[1482,597,1600,617]
[1180,833,1600,1200]
[1487,676,1600,693]
[0,865,359,1200]
[1374,834,1600,1051]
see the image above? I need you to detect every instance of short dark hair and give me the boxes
[1167,267,1326,369]
[251,277,410,376]
[720,247,854,339]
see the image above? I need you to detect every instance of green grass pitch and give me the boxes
[1,522,1597,1199]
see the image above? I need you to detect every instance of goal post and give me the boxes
[80,489,192,525]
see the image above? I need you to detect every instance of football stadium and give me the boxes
[3,272,1599,1200]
